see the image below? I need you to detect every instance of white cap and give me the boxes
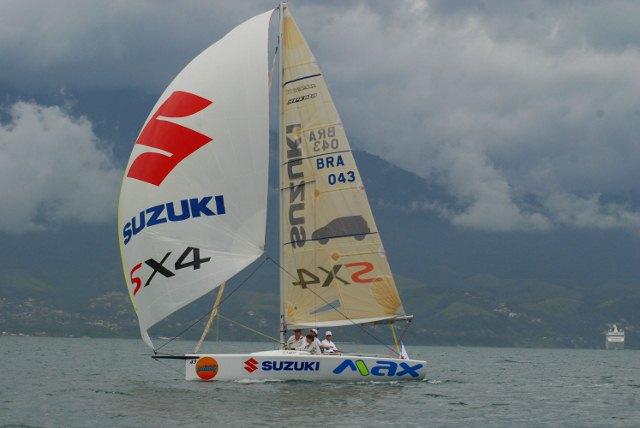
[311,328,318,334]
[325,331,332,336]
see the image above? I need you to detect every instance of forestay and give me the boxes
[279,7,406,327]
[118,10,273,348]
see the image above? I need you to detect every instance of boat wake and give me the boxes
[234,378,286,384]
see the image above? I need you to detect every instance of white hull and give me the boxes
[185,350,426,382]
[605,325,625,350]
[606,338,625,350]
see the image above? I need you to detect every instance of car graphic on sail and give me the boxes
[312,215,370,245]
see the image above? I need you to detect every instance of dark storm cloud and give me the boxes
[1,0,639,232]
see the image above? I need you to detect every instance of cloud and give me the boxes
[294,0,640,232]
[0,101,120,232]
[544,192,640,231]
[437,141,552,231]
[0,0,273,92]
[1,0,639,233]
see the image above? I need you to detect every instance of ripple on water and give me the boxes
[427,379,466,384]
[2,338,639,427]
[499,359,532,364]
[93,390,133,396]
[233,379,286,384]
[424,392,448,398]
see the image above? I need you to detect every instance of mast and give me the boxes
[278,1,286,348]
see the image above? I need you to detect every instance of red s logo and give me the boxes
[346,262,382,283]
[130,263,143,296]
[127,91,213,186]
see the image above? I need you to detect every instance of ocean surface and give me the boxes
[1,337,639,427]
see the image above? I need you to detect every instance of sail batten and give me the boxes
[279,6,406,328]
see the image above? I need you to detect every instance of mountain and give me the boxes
[1,148,638,348]
[0,88,638,348]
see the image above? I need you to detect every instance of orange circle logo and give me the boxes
[195,357,219,380]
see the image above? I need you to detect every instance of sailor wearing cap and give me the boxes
[309,328,324,351]
[321,331,340,354]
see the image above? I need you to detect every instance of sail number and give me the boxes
[310,126,338,152]
[292,262,382,289]
[316,154,356,186]
[328,171,355,185]
[130,246,211,296]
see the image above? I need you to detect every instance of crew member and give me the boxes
[309,328,323,350]
[303,333,321,355]
[286,328,305,350]
[321,331,340,354]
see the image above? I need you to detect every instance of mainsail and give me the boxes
[279,6,406,327]
[118,10,273,348]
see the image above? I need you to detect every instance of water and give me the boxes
[1,337,639,427]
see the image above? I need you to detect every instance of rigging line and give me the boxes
[265,256,398,355]
[155,257,269,353]
[268,42,279,90]
[390,324,399,352]
[152,355,185,377]
[217,314,281,343]
[268,10,280,91]
[397,318,412,345]
[193,282,226,353]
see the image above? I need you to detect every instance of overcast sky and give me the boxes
[1,0,639,234]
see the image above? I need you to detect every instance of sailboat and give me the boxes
[118,4,426,382]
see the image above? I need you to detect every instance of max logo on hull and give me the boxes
[333,359,423,378]
[127,91,213,186]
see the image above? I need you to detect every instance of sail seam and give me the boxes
[282,73,322,86]
[279,179,316,191]
[280,149,351,165]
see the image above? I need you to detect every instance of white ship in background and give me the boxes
[605,325,625,350]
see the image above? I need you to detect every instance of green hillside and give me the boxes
[1,150,638,349]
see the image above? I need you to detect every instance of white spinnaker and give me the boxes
[118,10,273,349]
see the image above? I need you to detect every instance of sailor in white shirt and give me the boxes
[286,328,305,350]
[302,333,321,355]
[321,331,340,354]
[309,328,323,350]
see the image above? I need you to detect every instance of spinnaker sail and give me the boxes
[279,7,406,328]
[118,10,274,348]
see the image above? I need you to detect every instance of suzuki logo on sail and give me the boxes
[127,91,213,186]
[122,195,226,245]
[285,124,306,248]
